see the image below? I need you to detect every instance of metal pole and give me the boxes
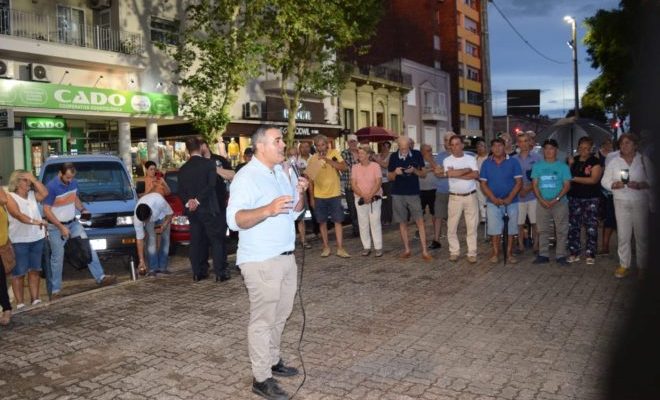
[572,21,579,119]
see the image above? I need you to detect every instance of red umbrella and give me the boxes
[355,126,398,143]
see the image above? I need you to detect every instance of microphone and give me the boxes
[289,157,301,178]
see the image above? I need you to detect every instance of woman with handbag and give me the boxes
[351,145,384,257]
[5,170,48,309]
[0,187,13,325]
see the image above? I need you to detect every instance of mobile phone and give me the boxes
[620,169,630,184]
[80,211,92,221]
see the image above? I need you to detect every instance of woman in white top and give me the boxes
[5,170,48,309]
[601,134,654,279]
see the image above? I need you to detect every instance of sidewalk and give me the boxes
[0,224,635,399]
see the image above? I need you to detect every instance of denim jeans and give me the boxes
[145,219,170,272]
[47,220,105,294]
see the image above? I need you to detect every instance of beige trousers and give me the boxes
[240,254,297,382]
[447,193,479,257]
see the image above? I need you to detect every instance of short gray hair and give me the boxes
[251,125,281,154]
[313,134,328,146]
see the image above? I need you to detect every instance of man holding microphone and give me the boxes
[227,125,308,400]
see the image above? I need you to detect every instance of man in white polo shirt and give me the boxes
[134,192,173,276]
[442,135,480,263]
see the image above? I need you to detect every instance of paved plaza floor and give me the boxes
[0,225,637,399]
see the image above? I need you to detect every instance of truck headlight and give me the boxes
[116,216,134,226]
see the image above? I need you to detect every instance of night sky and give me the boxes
[488,0,620,118]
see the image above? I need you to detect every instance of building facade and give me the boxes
[339,64,410,140]
[352,0,489,139]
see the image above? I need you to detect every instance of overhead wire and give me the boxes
[489,0,569,65]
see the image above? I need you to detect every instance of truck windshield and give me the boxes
[42,161,134,202]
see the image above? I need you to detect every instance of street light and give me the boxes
[564,15,579,119]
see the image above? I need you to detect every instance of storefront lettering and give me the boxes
[26,120,65,129]
[283,108,312,122]
[281,126,320,136]
[54,90,127,107]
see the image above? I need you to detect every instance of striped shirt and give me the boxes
[44,177,79,222]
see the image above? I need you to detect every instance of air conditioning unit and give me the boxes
[243,102,262,119]
[29,63,49,82]
[90,0,111,9]
[0,60,14,78]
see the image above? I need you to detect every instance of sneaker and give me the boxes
[16,303,25,310]
[31,299,42,306]
[157,270,172,275]
[614,265,630,279]
[99,275,117,286]
[532,255,550,264]
[449,254,459,262]
[146,271,158,277]
[361,249,371,256]
[320,247,331,257]
[49,292,62,301]
[252,377,289,400]
[556,257,569,266]
[567,255,580,263]
[374,250,383,257]
[336,248,351,258]
[585,257,595,265]
[428,240,442,250]
[467,256,478,263]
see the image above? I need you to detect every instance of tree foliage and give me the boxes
[171,0,267,144]
[261,0,383,145]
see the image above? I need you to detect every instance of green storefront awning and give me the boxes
[0,80,178,117]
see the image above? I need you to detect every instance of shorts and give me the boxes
[314,196,344,224]
[392,195,423,223]
[420,190,436,215]
[12,238,44,277]
[517,200,537,225]
[487,203,519,236]
[433,192,450,219]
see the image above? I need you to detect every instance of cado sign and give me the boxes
[24,117,67,130]
[54,90,127,107]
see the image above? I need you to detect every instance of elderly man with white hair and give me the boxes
[387,135,433,261]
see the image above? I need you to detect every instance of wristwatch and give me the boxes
[555,196,561,201]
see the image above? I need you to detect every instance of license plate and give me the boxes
[90,239,107,251]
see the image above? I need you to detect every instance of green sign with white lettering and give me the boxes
[0,80,178,116]
[24,117,68,130]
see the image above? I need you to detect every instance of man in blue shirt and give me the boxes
[388,135,432,261]
[479,138,523,263]
[531,139,572,265]
[513,132,542,254]
[227,125,308,400]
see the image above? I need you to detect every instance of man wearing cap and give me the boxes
[341,134,360,238]
[531,139,572,265]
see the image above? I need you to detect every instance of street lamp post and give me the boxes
[564,16,579,119]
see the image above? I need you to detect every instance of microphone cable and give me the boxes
[289,159,307,399]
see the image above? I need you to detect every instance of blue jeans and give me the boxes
[47,220,105,294]
[145,219,170,272]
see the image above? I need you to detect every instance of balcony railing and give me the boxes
[355,64,412,86]
[0,8,143,55]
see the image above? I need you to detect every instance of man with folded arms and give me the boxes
[440,135,480,263]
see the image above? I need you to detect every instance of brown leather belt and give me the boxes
[449,190,477,197]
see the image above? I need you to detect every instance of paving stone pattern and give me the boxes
[0,226,636,399]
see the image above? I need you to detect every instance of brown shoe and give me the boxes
[449,254,459,262]
[49,292,63,302]
[467,256,478,263]
[399,251,411,259]
[100,275,117,287]
[422,253,433,262]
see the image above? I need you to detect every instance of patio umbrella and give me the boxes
[502,205,509,266]
[354,126,398,143]
[535,117,613,158]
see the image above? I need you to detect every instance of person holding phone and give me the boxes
[601,133,654,278]
[5,170,48,309]
[142,161,170,198]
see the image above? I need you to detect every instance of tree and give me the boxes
[584,0,660,133]
[171,0,267,144]
[261,0,383,145]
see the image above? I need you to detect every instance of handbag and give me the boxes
[64,237,92,271]
[0,239,16,274]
